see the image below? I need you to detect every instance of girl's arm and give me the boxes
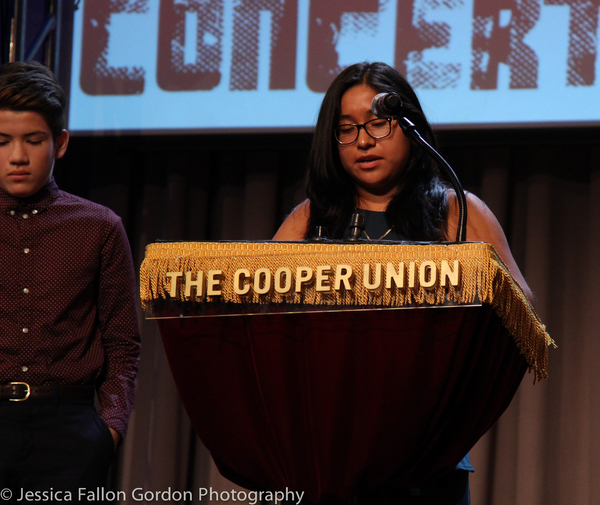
[447,192,534,303]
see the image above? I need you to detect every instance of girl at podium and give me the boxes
[274,61,533,504]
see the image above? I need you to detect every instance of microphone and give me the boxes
[347,213,365,241]
[371,92,403,117]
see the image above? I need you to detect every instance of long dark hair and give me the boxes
[305,61,448,240]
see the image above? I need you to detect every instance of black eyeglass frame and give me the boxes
[333,117,394,145]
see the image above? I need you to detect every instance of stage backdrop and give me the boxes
[69,0,600,133]
[54,130,600,505]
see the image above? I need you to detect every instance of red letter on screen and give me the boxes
[545,0,600,86]
[471,0,540,89]
[157,0,224,91]
[394,1,461,89]
[306,1,379,92]
[80,0,147,95]
[229,0,298,90]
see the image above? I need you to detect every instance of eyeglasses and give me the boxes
[334,117,393,145]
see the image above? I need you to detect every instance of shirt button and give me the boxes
[24,248,30,254]
[32,209,38,215]
[23,288,29,294]
[21,366,28,372]
[22,213,29,219]
[22,328,29,333]
[10,210,15,216]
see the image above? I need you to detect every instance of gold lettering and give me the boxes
[207,270,222,296]
[408,262,416,288]
[185,271,204,298]
[419,261,437,288]
[385,262,404,289]
[295,266,313,292]
[233,269,251,295]
[440,260,460,287]
[334,264,353,290]
[316,265,331,292]
[274,267,293,294]
[166,271,183,297]
[363,263,382,291]
[254,268,272,295]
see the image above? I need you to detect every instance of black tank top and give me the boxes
[345,209,408,241]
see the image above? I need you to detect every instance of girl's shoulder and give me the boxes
[446,189,534,302]
[273,199,311,240]
[446,190,493,236]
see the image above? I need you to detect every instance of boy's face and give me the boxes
[0,110,68,198]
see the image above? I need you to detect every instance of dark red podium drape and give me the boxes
[157,304,527,502]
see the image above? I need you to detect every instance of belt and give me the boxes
[0,383,95,402]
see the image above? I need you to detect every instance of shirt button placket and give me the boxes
[20,207,33,366]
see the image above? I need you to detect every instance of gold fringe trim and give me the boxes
[140,241,555,382]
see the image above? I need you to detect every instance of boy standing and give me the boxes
[0,61,140,499]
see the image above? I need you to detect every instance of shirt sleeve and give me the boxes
[95,211,141,441]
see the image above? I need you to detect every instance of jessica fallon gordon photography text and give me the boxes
[5,487,306,503]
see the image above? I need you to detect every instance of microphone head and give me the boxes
[371,92,403,117]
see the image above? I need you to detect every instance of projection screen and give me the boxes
[69,0,600,134]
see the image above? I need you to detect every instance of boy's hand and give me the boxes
[108,427,121,451]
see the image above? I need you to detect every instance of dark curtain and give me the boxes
[54,127,600,505]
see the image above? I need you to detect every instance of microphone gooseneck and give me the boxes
[370,93,468,242]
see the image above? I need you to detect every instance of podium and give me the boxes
[140,241,553,502]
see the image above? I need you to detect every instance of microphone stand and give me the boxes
[347,213,365,241]
[396,117,468,242]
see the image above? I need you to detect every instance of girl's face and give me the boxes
[337,84,411,205]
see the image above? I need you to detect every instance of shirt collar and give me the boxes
[0,178,60,214]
